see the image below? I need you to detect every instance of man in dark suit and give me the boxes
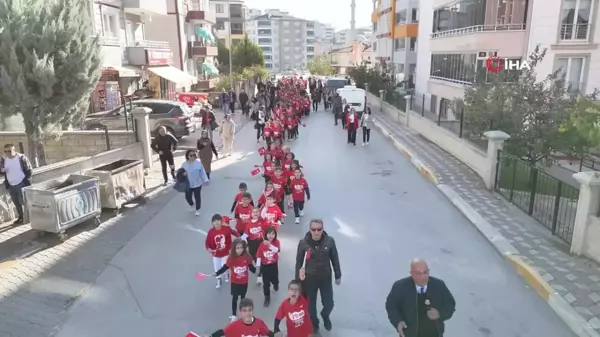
[385,259,456,337]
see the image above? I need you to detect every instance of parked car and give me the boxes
[84,99,197,138]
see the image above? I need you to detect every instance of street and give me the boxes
[52,109,575,337]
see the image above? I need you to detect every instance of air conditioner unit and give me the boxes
[477,51,497,60]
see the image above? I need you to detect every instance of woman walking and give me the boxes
[361,107,374,146]
[181,149,209,216]
[255,106,266,143]
[197,130,218,179]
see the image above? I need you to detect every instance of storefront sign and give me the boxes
[146,49,173,66]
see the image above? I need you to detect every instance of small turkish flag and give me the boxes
[194,273,206,281]
[258,147,266,156]
[186,332,200,337]
[302,124,306,127]
[251,168,261,176]
[222,216,232,225]
[305,248,312,261]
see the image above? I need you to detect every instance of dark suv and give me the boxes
[85,99,197,138]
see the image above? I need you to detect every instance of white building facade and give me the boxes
[210,0,246,48]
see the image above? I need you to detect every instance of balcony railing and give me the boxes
[431,24,526,38]
[93,35,121,46]
[560,23,589,41]
[132,40,170,49]
[231,29,244,35]
[189,0,208,11]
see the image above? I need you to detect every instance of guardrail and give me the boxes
[430,24,526,38]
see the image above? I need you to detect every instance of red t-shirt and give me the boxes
[222,317,271,336]
[290,177,308,201]
[286,120,295,129]
[272,126,282,138]
[257,239,280,265]
[234,204,253,233]
[245,218,266,241]
[226,255,253,284]
[262,204,284,231]
[272,148,284,161]
[263,161,275,177]
[275,296,313,337]
[233,192,253,207]
[270,174,287,199]
[281,159,293,172]
[263,126,272,138]
[205,226,238,258]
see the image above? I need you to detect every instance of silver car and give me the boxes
[85,99,196,138]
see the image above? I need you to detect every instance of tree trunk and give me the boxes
[24,124,47,168]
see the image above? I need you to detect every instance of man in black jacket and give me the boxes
[295,219,342,333]
[239,89,249,117]
[385,259,456,337]
[151,126,178,185]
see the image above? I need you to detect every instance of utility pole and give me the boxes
[228,24,233,90]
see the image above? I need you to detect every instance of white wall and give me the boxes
[415,0,433,94]
[145,15,181,68]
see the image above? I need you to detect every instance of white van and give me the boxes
[337,86,367,115]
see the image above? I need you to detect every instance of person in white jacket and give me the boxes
[255,106,266,143]
[219,114,236,157]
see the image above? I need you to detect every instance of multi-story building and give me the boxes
[329,43,374,74]
[211,0,246,48]
[371,0,418,85]
[89,0,217,112]
[415,0,599,119]
[333,27,372,47]
[314,22,335,55]
[246,9,316,73]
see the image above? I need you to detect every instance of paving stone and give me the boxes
[376,112,600,335]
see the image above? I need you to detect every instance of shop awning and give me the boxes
[147,65,197,87]
[104,65,141,77]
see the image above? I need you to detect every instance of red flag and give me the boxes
[186,332,200,337]
[194,273,206,281]
[222,216,232,225]
[305,248,312,260]
[251,168,261,176]
[258,147,266,156]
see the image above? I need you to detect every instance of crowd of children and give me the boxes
[198,76,315,337]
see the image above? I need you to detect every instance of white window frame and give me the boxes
[102,13,119,37]
[394,38,406,51]
[215,4,224,13]
[560,0,593,41]
[556,56,587,91]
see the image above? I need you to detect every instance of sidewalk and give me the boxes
[373,106,600,337]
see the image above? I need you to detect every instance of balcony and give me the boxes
[231,29,244,35]
[188,41,218,57]
[94,35,120,46]
[196,78,218,90]
[560,23,590,41]
[123,0,167,16]
[126,40,172,66]
[430,24,526,56]
[394,23,418,38]
[187,1,216,24]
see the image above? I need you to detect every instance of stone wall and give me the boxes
[0,131,136,164]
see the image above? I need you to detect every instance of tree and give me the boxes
[0,0,101,166]
[216,39,230,74]
[558,96,600,161]
[348,62,395,95]
[455,46,580,166]
[307,56,334,75]
[231,35,264,73]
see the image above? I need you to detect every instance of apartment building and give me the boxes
[246,9,317,73]
[315,22,335,55]
[211,0,246,48]
[333,27,373,47]
[415,0,599,119]
[371,0,419,85]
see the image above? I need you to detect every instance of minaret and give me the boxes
[349,0,356,44]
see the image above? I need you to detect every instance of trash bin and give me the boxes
[24,174,101,237]
[87,159,145,209]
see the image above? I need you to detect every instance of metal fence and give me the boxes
[495,150,579,243]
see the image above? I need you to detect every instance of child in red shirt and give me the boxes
[242,208,265,262]
[262,153,275,182]
[285,116,295,140]
[257,182,276,208]
[270,166,288,213]
[230,182,253,213]
[204,298,274,336]
[256,226,280,307]
[290,169,310,224]
[260,194,285,232]
[214,238,256,321]
[274,280,314,337]
[205,214,240,288]
[234,192,253,234]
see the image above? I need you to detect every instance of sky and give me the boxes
[245,0,372,30]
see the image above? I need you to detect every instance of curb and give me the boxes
[373,120,600,337]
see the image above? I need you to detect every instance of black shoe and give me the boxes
[274,284,279,291]
[322,316,332,331]
[264,296,271,307]
[312,323,320,332]
[13,217,23,225]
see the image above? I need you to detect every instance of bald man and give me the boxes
[385,259,456,337]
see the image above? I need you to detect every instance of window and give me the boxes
[429,53,477,84]
[258,29,272,35]
[266,63,273,69]
[231,38,241,47]
[261,46,272,52]
[560,0,592,40]
[373,42,377,51]
[409,64,416,74]
[307,31,314,36]
[294,21,301,26]
[394,38,406,51]
[306,39,315,44]
[229,4,243,18]
[231,22,244,34]
[215,4,224,13]
[258,38,272,44]
[283,21,290,26]
[284,55,290,60]
[218,38,226,45]
[215,19,225,30]
[306,46,315,52]
[258,21,271,27]
[306,22,314,28]
[307,55,314,60]
[555,56,586,92]
[284,47,291,53]
[264,55,272,60]
[432,0,526,34]
[409,37,417,51]
[395,10,407,24]
[102,14,118,37]
[411,8,418,23]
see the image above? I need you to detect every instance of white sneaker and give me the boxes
[257,276,263,285]
[366,142,369,145]
[216,278,222,289]
[224,274,230,283]
[229,315,237,322]
[295,217,300,224]
[299,210,304,217]
[190,206,195,212]
[362,143,365,146]
[195,210,200,216]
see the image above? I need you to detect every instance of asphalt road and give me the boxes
[54,109,575,337]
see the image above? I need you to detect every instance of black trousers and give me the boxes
[312,101,318,111]
[256,124,264,140]
[248,239,261,261]
[229,101,235,113]
[261,263,279,296]
[334,113,339,125]
[159,152,175,182]
[347,127,357,144]
[293,200,305,217]
[230,283,248,316]
[277,201,285,215]
[363,127,371,143]
[303,276,334,329]
[341,116,346,129]
[185,186,202,210]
